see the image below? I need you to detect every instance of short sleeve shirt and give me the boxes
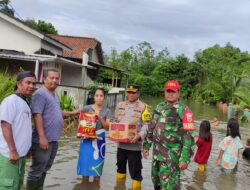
[219,136,243,169]
[31,87,63,143]
[194,134,212,164]
[0,94,32,157]
[114,99,147,151]
[82,105,111,130]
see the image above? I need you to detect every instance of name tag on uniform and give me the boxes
[160,117,166,123]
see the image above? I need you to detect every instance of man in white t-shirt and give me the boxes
[0,71,36,190]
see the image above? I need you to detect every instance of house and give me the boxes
[50,35,127,87]
[0,10,125,107]
[0,10,93,105]
[50,35,127,107]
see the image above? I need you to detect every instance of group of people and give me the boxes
[0,68,249,190]
[0,69,79,190]
[194,116,250,176]
[217,99,250,127]
[76,80,195,190]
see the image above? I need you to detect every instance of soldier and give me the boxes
[115,84,150,189]
[143,80,194,190]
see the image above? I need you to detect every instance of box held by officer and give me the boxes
[109,123,137,143]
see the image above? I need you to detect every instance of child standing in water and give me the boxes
[216,118,243,173]
[194,120,213,172]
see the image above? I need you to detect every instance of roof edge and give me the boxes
[50,34,101,44]
[0,11,71,51]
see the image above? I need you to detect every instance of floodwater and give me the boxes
[22,98,250,190]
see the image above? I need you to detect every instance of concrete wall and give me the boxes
[105,93,125,109]
[60,65,83,87]
[0,18,41,53]
[91,48,99,63]
[56,86,124,109]
[56,85,87,108]
[82,52,94,86]
[42,61,62,82]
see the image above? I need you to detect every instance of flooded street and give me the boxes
[23,99,250,190]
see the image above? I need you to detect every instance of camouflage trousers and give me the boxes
[151,159,181,190]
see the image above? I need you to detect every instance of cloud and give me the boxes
[10,0,250,57]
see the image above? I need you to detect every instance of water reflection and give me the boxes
[186,170,207,190]
[113,180,126,190]
[215,171,238,190]
[73,180,100,190]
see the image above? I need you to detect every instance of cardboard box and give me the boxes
[109,123,137,143]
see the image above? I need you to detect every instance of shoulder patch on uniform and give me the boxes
[142,104,151,122]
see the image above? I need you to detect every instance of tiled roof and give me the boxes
[50,35,99,59]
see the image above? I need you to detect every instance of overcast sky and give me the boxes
[9,0,250,58]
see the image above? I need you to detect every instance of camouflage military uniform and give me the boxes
[143,102,194,190]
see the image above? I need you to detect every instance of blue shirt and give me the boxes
[31,86,63,143]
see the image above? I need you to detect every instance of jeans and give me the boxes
[27,141,58,181]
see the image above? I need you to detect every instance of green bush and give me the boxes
[58,94,75,111]
[133,75,162,96]
[0,72,16,103]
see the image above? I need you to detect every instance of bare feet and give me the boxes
[93,176,100,182]
[82,176,89,182]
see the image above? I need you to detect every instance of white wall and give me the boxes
[0,18,41,53]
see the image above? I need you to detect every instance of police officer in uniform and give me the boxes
[115,84,150,189]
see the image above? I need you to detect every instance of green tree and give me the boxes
[129,42,158,75]
[193,43,250,103]
[103,42,250,100]
[25,19,58,34]
[152,54,199,98]
[0,0,14,16]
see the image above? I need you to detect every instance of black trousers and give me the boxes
[116,148,143,181]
